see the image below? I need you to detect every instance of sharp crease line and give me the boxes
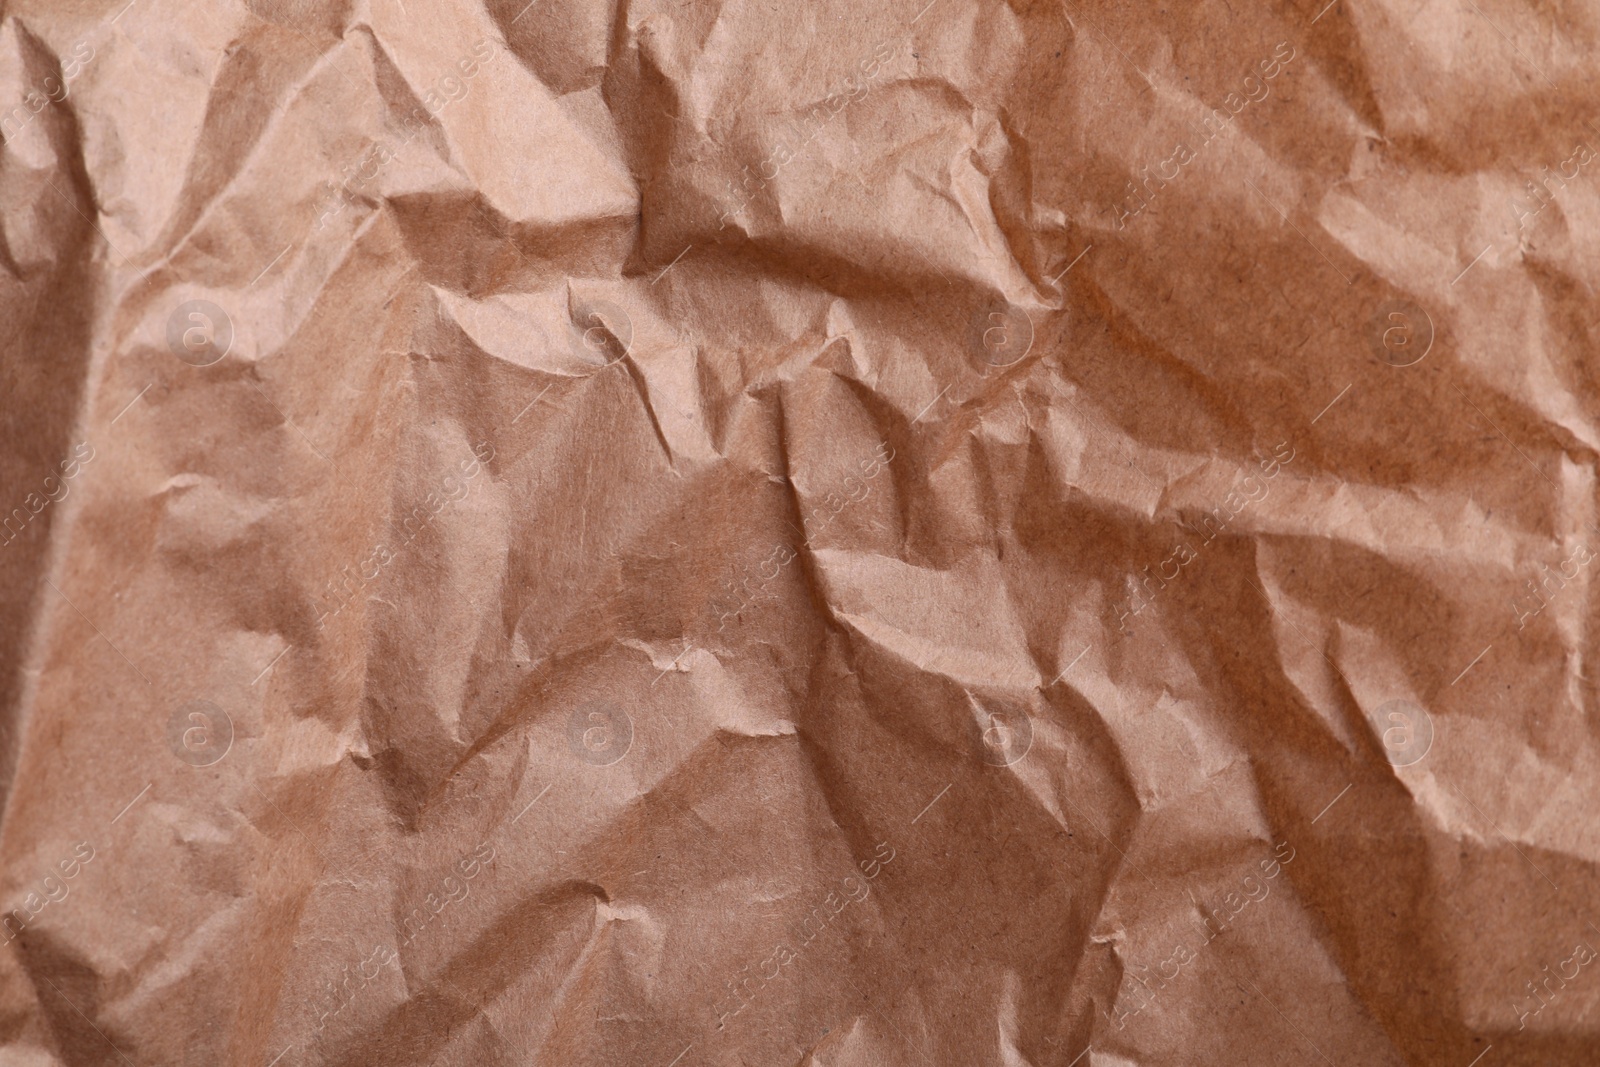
[1244,178,1353,284]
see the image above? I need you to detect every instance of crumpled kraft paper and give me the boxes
[0,0,1597,1064]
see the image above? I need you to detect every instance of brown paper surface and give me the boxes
[1,0,1597,1064]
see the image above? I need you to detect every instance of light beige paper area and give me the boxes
[1,0,1599,1065]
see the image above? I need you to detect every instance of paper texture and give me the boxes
[1,0,1597,1064]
